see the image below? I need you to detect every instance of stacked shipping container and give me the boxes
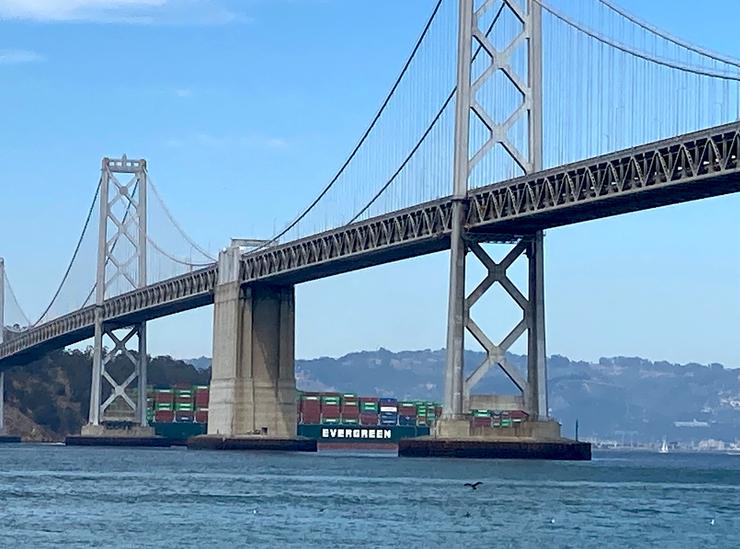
[379,398,399,426]
[360,397,379,425]
[147,386,525,430]
[195,385,209,423]
[153,387,174,423]
[174,386,194,423]
[320,394,341,424]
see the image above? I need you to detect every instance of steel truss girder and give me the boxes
[467,123,740,227]
[241,200,454,282]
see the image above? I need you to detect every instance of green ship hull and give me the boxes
[298,423,430,443]
[153,422,206,443]
[152,423,431,444]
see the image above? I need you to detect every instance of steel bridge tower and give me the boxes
[86,156,151,431]
[442,0,547,429]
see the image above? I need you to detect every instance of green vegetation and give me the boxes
[5,349,210,440]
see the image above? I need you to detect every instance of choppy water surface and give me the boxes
[0,445,738,547]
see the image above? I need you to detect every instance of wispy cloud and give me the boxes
[0,48,44,64]
[0,0,246,25]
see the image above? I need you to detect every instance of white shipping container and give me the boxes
[380,406,398,413]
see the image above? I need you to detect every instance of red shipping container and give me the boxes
[509,410,528,420]
[154,393,173,404]
[154,410,174,423]
[360,397,379,403]
[195,410,209,423]
[471,417,492,427]
[301,414,321,424]
[321,404,341,414]
[195,395,209,407]
[360,413,379,426]
[399,406,417,416]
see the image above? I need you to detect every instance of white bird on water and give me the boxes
[710,519,715,526]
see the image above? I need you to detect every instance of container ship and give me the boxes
[145,385,530,445]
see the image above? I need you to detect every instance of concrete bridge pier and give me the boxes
[192,244,307,451]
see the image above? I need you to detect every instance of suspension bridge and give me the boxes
[1,0,739,447]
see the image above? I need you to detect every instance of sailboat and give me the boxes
[659,437,668,454]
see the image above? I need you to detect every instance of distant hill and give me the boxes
[4,348,738,443]
[191,350,740,442]
[184,356,211,371]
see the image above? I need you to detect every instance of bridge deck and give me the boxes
[2,122,739,368]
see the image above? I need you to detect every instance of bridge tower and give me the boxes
[84,156,151,434]
[441,0,548,432]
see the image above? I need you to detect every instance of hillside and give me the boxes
[3,349,209,441]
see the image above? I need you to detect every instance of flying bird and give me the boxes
[464,481,483,490]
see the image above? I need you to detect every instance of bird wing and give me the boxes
[473,481,483,488]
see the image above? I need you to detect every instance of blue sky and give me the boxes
[1,0,739,368]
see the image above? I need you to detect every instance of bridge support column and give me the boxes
[207,246,296,438]
[79,156,154,440]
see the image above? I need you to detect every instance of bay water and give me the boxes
[0,445,737,547]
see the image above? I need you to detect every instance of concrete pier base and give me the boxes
[436,418,564,440]
[66,424,168,447]
[425,418,590,460]
[188,435,316,452]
